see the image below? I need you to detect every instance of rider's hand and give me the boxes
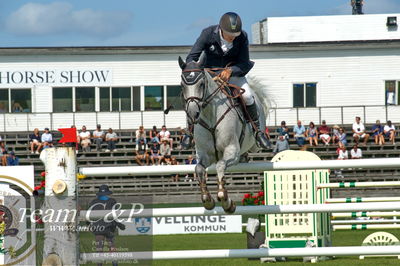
[219,68,232,82]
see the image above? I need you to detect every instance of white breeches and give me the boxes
[229,76,255,105]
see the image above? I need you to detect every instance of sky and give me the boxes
[1,0,400,47]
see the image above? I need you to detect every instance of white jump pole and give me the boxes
[318,181,400,189]
[333,224,400,230]
[332,211,400,218]
[326,197,400,203]
[79,157,400,176]
[331,219,400,224]
[80,246,400,262]
[81,202,400,219]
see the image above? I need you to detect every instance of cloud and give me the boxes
[5,2,133,38]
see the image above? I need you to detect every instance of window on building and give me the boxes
[11,89,31,112]
[53,87,73,112]
[112,87,131,111]
[132,86,140,111]
[167,85,183,111]
[0,89,9,113]
[293,83,317,107]
[385,80,398,105]
[76,87,95,112]
[145,86,163,111]
[99,87,110,112]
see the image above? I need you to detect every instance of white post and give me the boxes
[40,147,78,266]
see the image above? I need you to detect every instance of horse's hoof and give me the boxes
[223,200,236,214]
[203,197,215,210]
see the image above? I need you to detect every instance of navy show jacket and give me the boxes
[186,25,254,77]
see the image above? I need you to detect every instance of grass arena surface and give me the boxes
[76,229,400,265]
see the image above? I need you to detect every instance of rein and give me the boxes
[182,68,245,108]
[182,67,246,160]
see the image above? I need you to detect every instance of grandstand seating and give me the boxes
[5,125,400,204]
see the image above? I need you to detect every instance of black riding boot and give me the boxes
[246,103,271,149]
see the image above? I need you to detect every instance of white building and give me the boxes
[0,13,400,132]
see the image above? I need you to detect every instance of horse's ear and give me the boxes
[178,56,186,70]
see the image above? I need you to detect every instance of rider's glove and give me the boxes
[219,68,232,83]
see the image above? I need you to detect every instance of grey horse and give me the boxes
[179,57,268,213]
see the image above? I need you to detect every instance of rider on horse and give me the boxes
[186,12,270,149]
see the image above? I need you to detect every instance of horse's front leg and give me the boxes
[196,163,215,210]
[216,144,240,213]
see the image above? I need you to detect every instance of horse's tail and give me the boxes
[247,75,273,116]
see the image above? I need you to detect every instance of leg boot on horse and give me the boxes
[196,164,215,210]
[216,159,236,213]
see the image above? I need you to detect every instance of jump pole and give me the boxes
[79,157,400,176]
[318,181,400,189]
[333,224,400,230]
[81,202,400,219]
[331,219,400,224]
[332,211,400,218]
[80,246,400,262]
[326,197,400,203]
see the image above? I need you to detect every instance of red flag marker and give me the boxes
[58,128,77,143]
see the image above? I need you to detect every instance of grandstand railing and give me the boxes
[0,104,400,132]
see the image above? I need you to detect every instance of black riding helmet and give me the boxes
[219,12,242,37]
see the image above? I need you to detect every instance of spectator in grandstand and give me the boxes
[352,116,370,146]
[67,125,80,154]
[306,122,318,146]
[6,151,19,166]
[79,126,91,152]
[332,125,340,144]
[0,103,6,113]
[273,135,289,155]
[384,120,396,145]
[265,127,271,141]
[185,155,197,182]
[135,138,149,166]
[179,128,193,150]
[159,125,173,149]
[105,128,118,152]
[89,185,125,266]
[159,139,172,164]
[29,128,42,154]
[92,124,105,151]
[12,102,23,113]
[135,125,147,145]
[149,140,160,165]
[92,124,105,152]
[350,144,362,159]
[0,141,7,166]
[79,125,91,152]
[318,120,331,145]
[277,121,289,140]
[337,145,349,160]
[41,128,53,149]
[338,127,347,147]
[170,156,180,182]
[149,125,160,144]
[372,120,385,146]
[293,120,306,147]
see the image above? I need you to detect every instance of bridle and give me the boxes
[181,67,245,125]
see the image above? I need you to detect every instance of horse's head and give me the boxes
[179,56,207,124]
